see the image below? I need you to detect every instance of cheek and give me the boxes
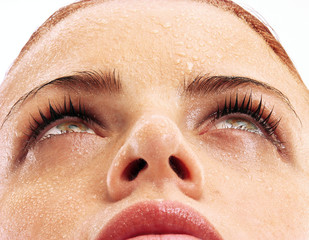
[0,134,112,238]
[212,170,308,238]
[0,182,87,239]
[0,175,110,239]
[195,130,309,237]
[22,133,114,201]
[197,128,291,204]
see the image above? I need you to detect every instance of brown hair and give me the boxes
[9,0,301,80]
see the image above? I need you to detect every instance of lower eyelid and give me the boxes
[40,121,95,141]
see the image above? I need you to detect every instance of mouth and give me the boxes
[95,200,223,240]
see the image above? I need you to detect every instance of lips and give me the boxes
[96,200,223,240]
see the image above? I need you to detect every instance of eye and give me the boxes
[198,93,281,145]
[214,117,262,135]
[40,120,95,141]
[26,97,102,146]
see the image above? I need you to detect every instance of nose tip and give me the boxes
[107,115,203,201]
[130,116,181,159]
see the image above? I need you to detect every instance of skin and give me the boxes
[0,0,309,239]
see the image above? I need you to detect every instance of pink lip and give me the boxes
[96,200,223,240]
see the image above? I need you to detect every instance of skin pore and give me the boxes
[0,0,309,239]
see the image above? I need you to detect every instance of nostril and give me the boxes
[169,156,190,180]
[122,158,148,181]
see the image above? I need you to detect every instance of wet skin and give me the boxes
[0,0,309,239]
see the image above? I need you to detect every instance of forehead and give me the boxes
[2,0,294,103]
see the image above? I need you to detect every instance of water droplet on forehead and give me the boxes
[186,44,193,49]
[175,41,184,46]
[150,29,159,34]
[162,22,172,28]
[186,62,194,73]
[192,56,199,61]
[128,7,138,13]
[176,52,186,57]
[99,18,109,24]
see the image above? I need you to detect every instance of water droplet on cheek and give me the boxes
[199,41,205,47]
[18,150,39,178]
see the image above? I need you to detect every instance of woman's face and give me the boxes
[0,0,309,239]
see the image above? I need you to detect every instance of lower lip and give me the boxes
[127,234,200,240]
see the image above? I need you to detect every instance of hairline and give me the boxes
[7,0,302,81]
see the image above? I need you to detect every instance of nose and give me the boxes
[107,115,204,201]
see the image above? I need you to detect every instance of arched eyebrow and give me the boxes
[182,74,301,124]
[1,70,122,128]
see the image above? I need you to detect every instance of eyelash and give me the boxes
[211,93,281,140]
[27,97,92,143]
[25,93,281,149]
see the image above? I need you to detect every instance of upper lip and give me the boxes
[95,200,223,240]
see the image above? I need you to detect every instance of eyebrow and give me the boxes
[183,74,301,123]
[1,72,301,128]
[1,70,122,128]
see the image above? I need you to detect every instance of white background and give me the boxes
[0,0,308,88]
